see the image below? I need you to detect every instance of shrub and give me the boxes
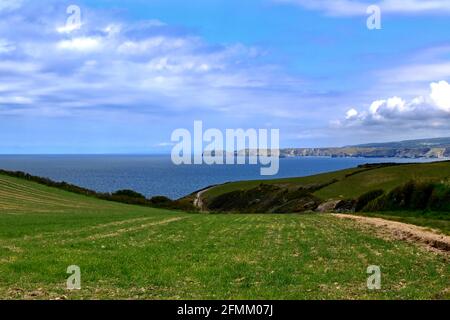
[363,180,450,213]
[409,182,434,210]
[428,184,450,212]
[355,189,384,212]
[112,189,146,199]
[150,196,172,204]
[335,199,357,213]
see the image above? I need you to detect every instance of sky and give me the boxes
[0,0,450,153]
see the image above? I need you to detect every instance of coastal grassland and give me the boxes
[204,161,450,202]
[0,173,449,299]
[202,162,450,234]
[314,161,450,200]
[203,167,360,201]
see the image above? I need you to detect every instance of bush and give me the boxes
[150,196,172,204]
[381,181,434,211]
[429,184,450,212]
[112,189,146,199]
[363,180,450,213]
[206,183,323,213]
[409,182,434,210]
[355,189,384,212]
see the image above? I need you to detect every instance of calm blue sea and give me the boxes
[0,155,441,199]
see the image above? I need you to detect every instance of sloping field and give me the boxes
[203,167,360,201]
[315,161,450,200]
[0,173,449,299]
[0,174,119,213]
[203,161,450,201]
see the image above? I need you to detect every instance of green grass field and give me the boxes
[0,173,449,300]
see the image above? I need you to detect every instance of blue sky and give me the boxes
[0,0,450,153]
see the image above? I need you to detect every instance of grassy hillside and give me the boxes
[315,161,450,200]
[201,161,450,233]
[0,172,449,299]
[203,167,360,201]
[204,161,450,201]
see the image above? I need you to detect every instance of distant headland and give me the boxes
[242,137,450,159]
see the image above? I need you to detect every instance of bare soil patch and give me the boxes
[334,214,450,254]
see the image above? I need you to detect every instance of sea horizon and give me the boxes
[0,154,444,200]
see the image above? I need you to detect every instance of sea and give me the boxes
[0,155,442,199]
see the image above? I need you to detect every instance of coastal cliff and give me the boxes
[243,137,450,159]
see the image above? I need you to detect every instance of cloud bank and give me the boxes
[339,81,450,129]
[0,0,304,121]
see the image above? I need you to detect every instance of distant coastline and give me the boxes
[242,137,450,160]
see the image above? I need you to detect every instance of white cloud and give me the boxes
[57,23,83,34]
[345,108,358,119]
[382,0,450,13]
[339,80,450,128]
[117,37,190,55]
[385,96,408,112]
[369,100,385,115]
[430,80,450,112]
[275,0,368,16]
[57,37,102,52]
[276,0,450,16]
[0,4,305,122]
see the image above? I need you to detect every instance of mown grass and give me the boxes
[0,173,449,300]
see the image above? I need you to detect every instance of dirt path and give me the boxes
[193,187,214,211]
[334,214,450,254]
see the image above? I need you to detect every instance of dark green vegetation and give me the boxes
[363,181,450,213]
[208,183,327,213]
[355,189,385,212]
[202,162,450,233]
[353,181,450,234]
[0,172,449,299]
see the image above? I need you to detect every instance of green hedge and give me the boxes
[364,180,450,212]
